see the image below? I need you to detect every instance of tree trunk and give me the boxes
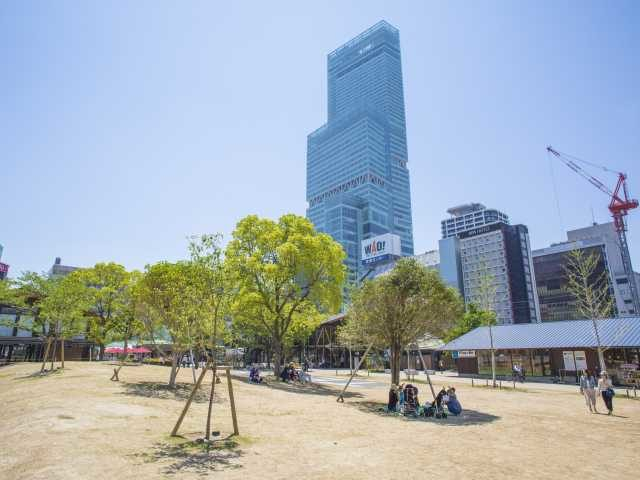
[491,349,497,387]
[205,315,220,440]
[489,325,497,387]
[591,318,607,370]
[190,349,197,384]
[112,337,129,381]
[168,351,181,388]
[390,345,401,386]
[40,337,52,373]
[99,343,105,361]
[205,359,218,441]
[272,338,283,378]
[61,338,65,369]
[123,337,129,362]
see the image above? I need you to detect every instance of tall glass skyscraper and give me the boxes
[306,21,414,284]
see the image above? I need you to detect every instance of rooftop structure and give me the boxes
[441,317,640,351]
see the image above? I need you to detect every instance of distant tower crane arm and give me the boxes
[546,145,640,315]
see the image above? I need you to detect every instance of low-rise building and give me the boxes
[440,317,640,385]
[48,257,79,278]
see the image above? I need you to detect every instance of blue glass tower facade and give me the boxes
[306,21,414,283]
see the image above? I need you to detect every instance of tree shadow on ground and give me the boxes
[138,436,244,476]
[12,368,64,381]
[120,381,225,404]
[234,375,364,399]
[347,401,500,426]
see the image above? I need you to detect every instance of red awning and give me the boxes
[104,346,151,354]
[131,347,151,353]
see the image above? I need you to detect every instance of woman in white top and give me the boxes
[579,370,598,413]
[598,371,614,415]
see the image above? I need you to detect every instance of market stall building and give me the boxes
[440,317,640,385]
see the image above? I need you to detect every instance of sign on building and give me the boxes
[563,351,587,371]
[361,233,401,265]
[0,262,8,280]
[453,350,476,359]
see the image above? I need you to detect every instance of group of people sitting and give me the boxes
[387,384,462,418]
[249,365,263,384]
[279,362,310,384]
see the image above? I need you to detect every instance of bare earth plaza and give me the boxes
[2,4,640,480]
[1,362,638,480]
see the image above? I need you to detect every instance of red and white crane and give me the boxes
[547,146,640,314]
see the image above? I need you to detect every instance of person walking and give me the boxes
[579,369,598,413]
[598,371,615,415]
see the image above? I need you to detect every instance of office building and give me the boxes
[414,250,440,271]
[459,223,540,324]
[306,21,414,283]
[438,205,540,325]
[441,203,509,239]
[532,239,616,322]
[533,222,638,318]
[567,222,638,315]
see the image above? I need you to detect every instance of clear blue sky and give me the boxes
[2,1,639,276]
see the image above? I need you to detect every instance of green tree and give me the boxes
[137,261,207,387]
[39,272,90,369]
[12,272,52,336]
[78,263,129,359]
[474,265,499,386]
[109,270,145,380]
[186,233,235,440]
[341,258,463,386]
[0,278,17,305]
[226,214,345,376]
[565,249,615,370]
[443,303,491,342]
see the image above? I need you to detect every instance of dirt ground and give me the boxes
[0,362,638,480]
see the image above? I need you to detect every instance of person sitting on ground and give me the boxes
[403,383,419,415]
[298,368,311,384]
[445,386,462,415]
[280,364,290,382]
[398,383,406,413]
[289,363,299,382]
[387,385,399,412]
[434,387,447,409]
[428,387,448,418]
[249,365,263,384]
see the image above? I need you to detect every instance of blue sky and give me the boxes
[2,1,639,276]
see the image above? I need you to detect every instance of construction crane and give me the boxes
[547,146,640,314]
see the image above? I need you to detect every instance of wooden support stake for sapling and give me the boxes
[226,367,239,435]
[50,336,58,371]
[337,342,374,402]
[171,360,212,437]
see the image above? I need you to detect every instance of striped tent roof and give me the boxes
[440,317,640,351]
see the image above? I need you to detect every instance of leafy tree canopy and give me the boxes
[226,214,346,374]
[341,258,463,385]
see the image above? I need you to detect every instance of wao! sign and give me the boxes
[361,233,401,265]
